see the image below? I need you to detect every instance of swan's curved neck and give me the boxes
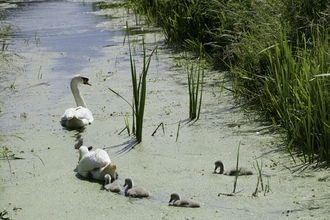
[71,79,87,108]
[78,146,89,161]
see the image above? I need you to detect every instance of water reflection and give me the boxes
[2,0,124,75]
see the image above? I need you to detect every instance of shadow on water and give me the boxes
[105,138,139,156]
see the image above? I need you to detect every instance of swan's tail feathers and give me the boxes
[61,115,85,129]
[60,107,93,129]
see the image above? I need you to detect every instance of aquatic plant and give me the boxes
[109,24,157,143]
[187,51,204,120]
[0,210,11,220]
[252,159,263,197]
[128,36,157,143]
[129,0,330,163]
[232,141,240,193]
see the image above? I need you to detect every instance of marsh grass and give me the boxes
[109,24,157,143]
[129,0,330,163]
[252,159,264,197]
[232,141,241,193]
[175,120,181,142]
[0,210,11,220]
[187,58,204,120]
[118,115,131,136]
[128,37,157,143]
[259,27,330,163]
[151,122,165,136]
[0,145,25,173]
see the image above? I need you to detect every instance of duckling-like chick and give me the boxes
[169,193,200,208]
[214,160,253,176]
[124,178,150,198]
[103,174,122,194]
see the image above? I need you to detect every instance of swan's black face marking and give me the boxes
[88,146,93,151]
[81,76,91,86]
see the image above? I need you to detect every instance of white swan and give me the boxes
[124,178,150,198]
[214,160,253,176]
[61,75,94,129]
[77,146,111,178]
[169,193,201,208]
[77,146,118,181]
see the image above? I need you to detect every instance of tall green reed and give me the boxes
[187,63,203,120]
[127,29,157,143]
[187,52,204,120]
[109,24,157,143]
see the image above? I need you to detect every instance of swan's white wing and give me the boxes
[61,106,93,128]
[77,149,110,178]
[73,106,93,124]
[94,149,111,164]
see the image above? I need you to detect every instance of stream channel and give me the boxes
[0,0,329,219]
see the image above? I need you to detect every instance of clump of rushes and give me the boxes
[187,60,204,120]
[252,159,263,197]
[109,23,157,143]
[128,35,157,143]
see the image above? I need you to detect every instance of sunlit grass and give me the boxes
[128,0,330,163]
[258,27,330,162]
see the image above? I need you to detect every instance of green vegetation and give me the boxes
[232,141,240,194]
[109,24,157,143]
[128,36,157,143]
[0,210,11,220]
[128,0,330,163]
[187,57,204,120]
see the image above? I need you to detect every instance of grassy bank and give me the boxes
[127,0,330,163]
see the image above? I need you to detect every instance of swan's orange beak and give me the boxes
[82,77,92,86]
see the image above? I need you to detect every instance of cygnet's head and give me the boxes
[169,193,181,203]
[214,160,224,174]
[104,174,112,185]
[124,178,134,188]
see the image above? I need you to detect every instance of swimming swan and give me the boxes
[214,160,253,176]
[61,75,94,129]
[104,174,122,194]
[124,178,150,198]
[77,146,111,178]
[169,193,201,208]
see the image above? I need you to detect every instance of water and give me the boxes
[4,0,117,74]
[1,1,329,220]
